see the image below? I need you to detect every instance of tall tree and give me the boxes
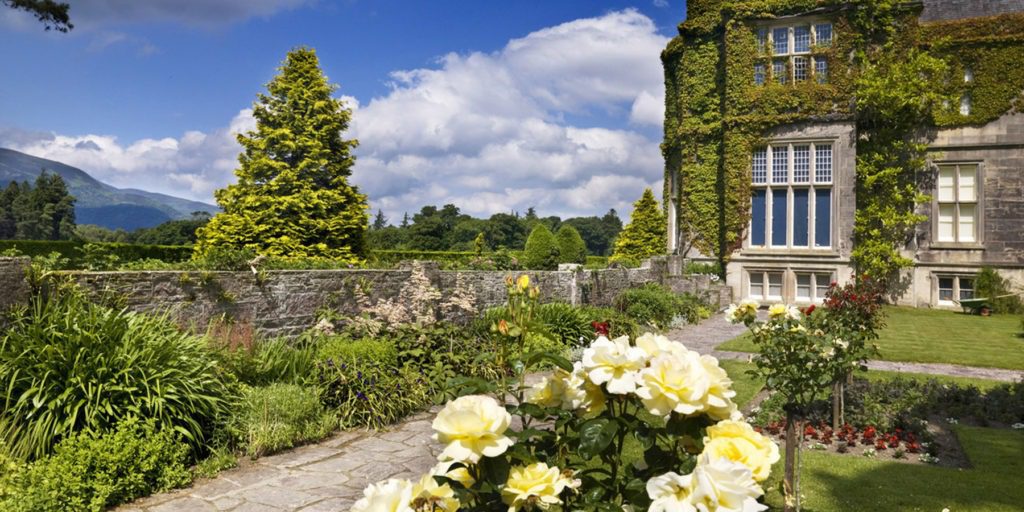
[3,0,72,32]
[195,47,368,261]
[611,189,667,264]
[371,209,388,230]
[556,225,587,264]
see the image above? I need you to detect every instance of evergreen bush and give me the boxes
[523,224,560,270]
[974,266,1023,314]
[611,188,667,265]
[555,225,587,264]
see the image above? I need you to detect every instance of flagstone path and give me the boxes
[119,313,1022,512]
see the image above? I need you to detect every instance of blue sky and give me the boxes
[0,0,688,221]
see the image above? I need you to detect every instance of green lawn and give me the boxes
[718,306,1024,370]
[757,426,1024,511]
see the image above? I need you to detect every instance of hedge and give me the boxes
[0,240,193,266]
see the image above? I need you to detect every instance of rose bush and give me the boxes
[355,325,779,511]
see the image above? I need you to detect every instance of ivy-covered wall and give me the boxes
[663,1,1024,281]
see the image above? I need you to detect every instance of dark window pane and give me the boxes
[793,189,809,246]
[815,189,831,247]
[772,189,788,246]
[752,189,766,246]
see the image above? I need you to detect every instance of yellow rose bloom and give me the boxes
[432,395,514,464]
[699,354,740,421]
[412,473,460,511]
[502,462,570,512]
[581,335,646,395]
[517,274,530,291]
[767,303,788,319]
[635,351,709,417]
[702,420,780,482]
[431,460,476,488]
[352,478,415,512]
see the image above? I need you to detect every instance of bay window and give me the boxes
[750,142,833,249]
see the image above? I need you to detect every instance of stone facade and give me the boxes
[920,0,1024,22]
[0,256,730,338]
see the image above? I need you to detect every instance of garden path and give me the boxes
[667,313,1024,383]
[121,313,1022,512]
[118,408,444,512]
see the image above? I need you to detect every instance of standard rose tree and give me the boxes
[353,331,779,511]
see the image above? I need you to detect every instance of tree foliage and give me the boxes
[523,224,560,270]
[3,0,71,32]
[0,172,76,240]
[612,189,667,264]
[555,225,587,264]
[195,47,367,262]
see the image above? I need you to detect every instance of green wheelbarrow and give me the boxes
[954,293,1019,315]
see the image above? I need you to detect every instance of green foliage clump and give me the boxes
[522,224,560,270]
[0,418,191,512]
[228,384,336,458]
[195,47,368,262]
[974,266,1023,314]
[0,240,192,268]
[534,302,593,348]
[216,336,320,386]
[0,172,76,241]
[615,283,710,330]
[555,225,587,264]
[0,288,236,461]
[611,189,666,265]
[314,336,429,429]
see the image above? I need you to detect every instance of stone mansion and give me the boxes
[662,0,1024,308]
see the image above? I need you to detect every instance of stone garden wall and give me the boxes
[0,256,731,337]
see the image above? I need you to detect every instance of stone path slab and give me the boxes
[117,408,442,512]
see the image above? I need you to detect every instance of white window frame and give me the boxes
[749,141,834,250]
[795,271,835,303]
[749,270,785,301]
[755,20,833,85]
[934,162,980,245]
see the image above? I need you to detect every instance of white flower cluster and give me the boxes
[530,333,741,421]
[647,454,768,512]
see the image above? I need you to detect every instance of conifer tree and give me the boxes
[611,188,667,264]
[523,224,560,270]
[555,225,587,264]
[195,47,367,261]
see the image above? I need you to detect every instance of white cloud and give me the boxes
[1,9,670,221]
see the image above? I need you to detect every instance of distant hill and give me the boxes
[0,148,219,230]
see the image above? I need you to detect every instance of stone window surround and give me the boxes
[747,138,838,253]
[934,273,975,306]
[744,266,837,304]
[930,160,984,249]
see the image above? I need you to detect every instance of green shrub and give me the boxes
[555,225,587,264]
[975,266,1023,314]
[0,289,236,461]
[578,306,641,339]
[613,284,710,330]
[523,224,560,270]
[217,336,320,386]
[228,384,336,458]
[314,336,429,429]
[535,302,592,347]
[0,418,191,512]
[684,260,722,276]
[0,240,192,268]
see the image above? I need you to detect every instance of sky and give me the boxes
[0,0,688,223]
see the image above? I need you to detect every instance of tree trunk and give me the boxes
[832,380,843,431]
[784,408,800,512]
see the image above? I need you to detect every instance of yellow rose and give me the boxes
[525,371,570,408]
[635,351,709,418]
[517,274,530,291]
[412,473,460,511]
[432,395,514,464]
[502,462,570,512]
[431,460,476,488]
[767,303,788,319]
[352,478,415,512]
[701,420,780,482]
[699,354,740,421]
[581,335,646,394]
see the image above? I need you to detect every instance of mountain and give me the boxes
[0,148,219,231]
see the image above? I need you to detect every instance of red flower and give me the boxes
[802,304,816,316]
[591,321,609,336]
